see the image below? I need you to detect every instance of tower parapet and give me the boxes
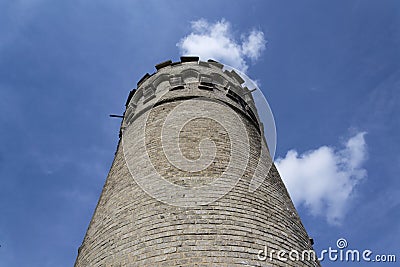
[123,57,261,135]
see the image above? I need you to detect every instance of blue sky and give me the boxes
[0,1,399,266]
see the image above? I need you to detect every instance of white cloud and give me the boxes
[241,30,265,61]
[177,19,266,72]
[276,132,368,225]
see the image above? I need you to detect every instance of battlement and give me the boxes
[123,57,261,133]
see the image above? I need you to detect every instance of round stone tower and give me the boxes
[75,57,320,266]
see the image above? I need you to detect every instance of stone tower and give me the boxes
[75,57,320,266]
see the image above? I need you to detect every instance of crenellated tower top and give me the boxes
[122,57,262,136]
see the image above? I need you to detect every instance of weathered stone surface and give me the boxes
[75,61,320,266]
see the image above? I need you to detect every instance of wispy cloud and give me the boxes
[177,18,266,72]
[276,132,368,225]
[0,0,44,51]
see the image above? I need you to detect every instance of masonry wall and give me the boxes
[75,59,320,267]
